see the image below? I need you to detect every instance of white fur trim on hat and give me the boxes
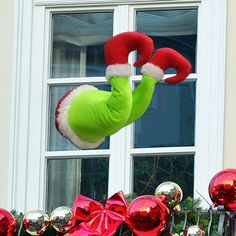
[56,85,105,149]
[141,63,164,81]
[106,63,132,80]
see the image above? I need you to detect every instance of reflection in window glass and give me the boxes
[47,157,109,212]
[136,9,197,74]
[133,155,194,199]
[48,84,111,151]
[51,12,113,78]
[134,81,195,148]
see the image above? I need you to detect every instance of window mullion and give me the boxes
[79,46,87,77]
[108,4,130,197]
[47,77,107,84]
[45,150,110,158]
[124,124,133,194]
[113,5,129,34]
[131,146,196,155]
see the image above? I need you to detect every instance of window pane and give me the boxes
[133,155,194,199]
[134,81,195,148]
[48,84,110,151]
[51,12,113,78]
[136,9,197,74]
[47,157,109,212]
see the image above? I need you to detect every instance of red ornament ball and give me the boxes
[126,195,170,236]
[209,168,236,211]
[0,208,17,236]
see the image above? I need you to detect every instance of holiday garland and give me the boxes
[1,169,236,236]
[8,197,220,236]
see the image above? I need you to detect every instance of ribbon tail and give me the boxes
[65,225,100,236]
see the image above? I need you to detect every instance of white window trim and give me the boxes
[8,0,227,212]
[34,0,202,7]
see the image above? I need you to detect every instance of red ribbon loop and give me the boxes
[66,191,127,236]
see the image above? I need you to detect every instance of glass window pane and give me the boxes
[47,157,109,212]
[134,81,195,148]
[133,155,194,199]
[48,84,111,151]
[136,9,197,74]
[51,12,113,78]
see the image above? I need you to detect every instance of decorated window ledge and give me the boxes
[1,169,236,236]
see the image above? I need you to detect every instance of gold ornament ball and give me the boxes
[50,206,76,233]
[155,181,183,209]
[23,210,50,235]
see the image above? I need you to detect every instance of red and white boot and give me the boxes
[104,31,154,79]
[141,48,192,83]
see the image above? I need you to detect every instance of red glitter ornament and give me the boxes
[125,195,170,236]
[209,168,236,211]
[0,208,17,236]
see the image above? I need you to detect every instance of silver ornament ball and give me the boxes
[183,225,205,236]
[23,210,50,235]
[50,206,76,233]
[155,181,183,209]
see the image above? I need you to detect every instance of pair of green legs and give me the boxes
[68,74,158,144]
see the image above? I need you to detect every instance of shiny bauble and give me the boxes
[181,225,205,235]
[50,206,76,233]
[155,181,183,209]
[0,208,17,236]
[23,210,50,235]
[173,204,181,212]
[209,168,236,211]
[126,195,170,236]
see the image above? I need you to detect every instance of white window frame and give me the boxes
[8,0,227,212]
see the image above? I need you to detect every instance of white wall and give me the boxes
[0,0,14,208]
[224,0,236,168]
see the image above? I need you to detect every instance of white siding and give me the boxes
[0,0,14,208]
[224,0,236,168]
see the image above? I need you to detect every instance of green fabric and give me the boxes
[67,74,157,143]
[126,74,157,125]
[68,77,132,143]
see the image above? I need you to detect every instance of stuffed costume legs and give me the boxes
[55,32,153,149]
[55,32,191,149]
[126,47,191,125]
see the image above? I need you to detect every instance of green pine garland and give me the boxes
[171,197,219,234]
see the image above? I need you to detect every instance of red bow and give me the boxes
[65,191,127,236]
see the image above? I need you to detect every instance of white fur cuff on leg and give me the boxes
[141,63,164,81]
[56,85,105,149]
[106,64,132,80]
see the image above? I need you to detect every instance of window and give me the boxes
[47,11,113,211]
[46,7,197,211]
[9,0,227,212]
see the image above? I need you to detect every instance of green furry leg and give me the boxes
[68,77,132,143]
[126,74,158,125]
[106,77,132,124]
